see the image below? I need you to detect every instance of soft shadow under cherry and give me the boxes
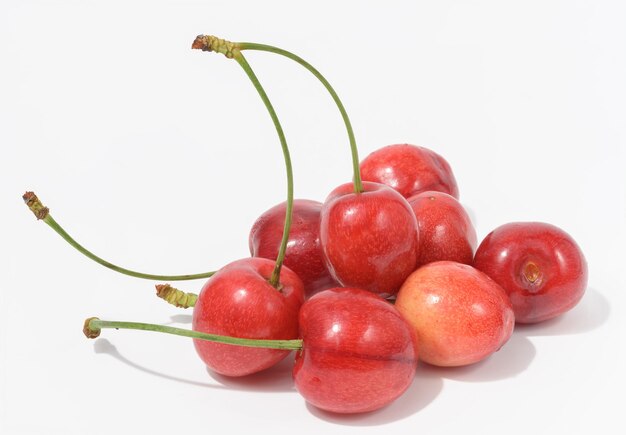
[424,332,536,382]
[166,314,193,325]
[514,288,610,337]
[305,368,444,426]
[93,338,223,389]
[206,354,296,393]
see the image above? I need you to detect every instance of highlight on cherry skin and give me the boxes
[84,287,419,414]
[395,261,515,367]
[320,181,419,298]
[473,222,588,324]
[360,144,460,199]
[408,190,477,267]
[249,199,338,298]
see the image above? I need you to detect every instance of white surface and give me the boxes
[1,1,625,434]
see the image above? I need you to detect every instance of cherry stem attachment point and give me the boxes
[83,317,303,351]
[155,284,198,308]
[22,192,216,281]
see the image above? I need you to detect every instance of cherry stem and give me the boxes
[191,36,293,288]
[234,54,293,288]
[22,192,215,282]
[83,317,303,351]
[238,42,363,194]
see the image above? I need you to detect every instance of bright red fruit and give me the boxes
[473,222,588,323]
[192,257,304,376]
[408,191,477,266]
[249,199,338,297]
[395,261,514,367]
[360,144,459,199]
[320,181,419,297]
[293,287,418,414]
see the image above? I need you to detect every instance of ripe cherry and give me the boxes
[473,222,588,323]
[360,144,459,199]
[249,199,338,297]
[320,181,419,297]
[293,287,418,413]
[192,257,304,376]
[396,261,514,366]
[408,190,477,266]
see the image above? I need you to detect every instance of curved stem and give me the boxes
[22,191,215,281]
[191,36,295,289]
[238,42,363,193]
[233,53,293,288]
[43,215,216,281]
[84,317,303,351]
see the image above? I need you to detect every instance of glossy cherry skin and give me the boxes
[360,144,459,199]
[249,199,338,297]
[293,287,418,414]
[396,261,515,367]
[192,257,305,377]
[473,222,588,323]
[408,191,477,266]
[320,181,419,297]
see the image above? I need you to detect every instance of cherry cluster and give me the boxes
[24,34,587,415]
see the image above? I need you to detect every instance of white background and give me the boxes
[1,1,625,434]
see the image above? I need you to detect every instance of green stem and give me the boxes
[45,215,216,281]
[234,53,293,288]
[84,317,303,351]
[238,42,363,194]
[191,36,294,289]
[23,191,215,281]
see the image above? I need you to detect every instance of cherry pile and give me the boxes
[24,34,588,415]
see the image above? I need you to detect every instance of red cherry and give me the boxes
[293,287,418,413]
[360,144,459,199]
[320,181,419,297]
[249,199,339,297]
[395,261,515,367]
[192,257,304,377]
[408,191,477,266]
[473,222,588,323]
